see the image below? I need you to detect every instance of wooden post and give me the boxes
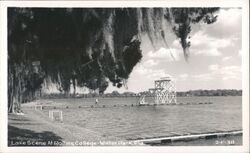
[49,110,63,122]
[35,105,43,110]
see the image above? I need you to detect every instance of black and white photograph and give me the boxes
[0,0,249,153]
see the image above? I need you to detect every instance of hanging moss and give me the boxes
[8,8,219,112]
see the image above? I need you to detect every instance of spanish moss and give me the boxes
[8,7,219,113]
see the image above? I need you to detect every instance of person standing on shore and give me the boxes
[95,98,99,105]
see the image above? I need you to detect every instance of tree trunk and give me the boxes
[72,79,76,97]
[8,68,14,113]
[8,64,24,113]
[8,80,19,113]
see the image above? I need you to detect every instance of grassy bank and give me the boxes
[8,108,121,146]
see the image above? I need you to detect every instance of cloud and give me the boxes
[120,8,242,92]
[143,59,158,67]
[179,73,188,78]
[191,30,233,48]
[178,73,189,81]
[208,64,219,71]
[222,76,239,81]
[192,73,213,81]
[209,65,241,75]
[222,56,232,61]
[194,48,222,56]
[189,30,237,57]
[238,49,242,56]
[191,64,241,82]
[149,69,169,79]
[133,64,170,80]
[209,65,241,80]
[220,66,241,76]
[202,8,242,39]
[172,39,181,48]
[147,47,180,61]
[134,65,150,75]
[188,8,241,58]
[212,39,233,48]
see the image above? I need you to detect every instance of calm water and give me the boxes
[40,96,242,140]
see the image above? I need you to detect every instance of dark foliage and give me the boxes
[177,89,242,97]
[7,8,219,112]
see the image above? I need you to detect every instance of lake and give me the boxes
[38,96,242,140]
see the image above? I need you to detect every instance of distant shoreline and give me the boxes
[39,89,242,99]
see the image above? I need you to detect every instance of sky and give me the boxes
[105,8,242,93]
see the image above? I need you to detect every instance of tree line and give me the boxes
[177,89,242,97]
[40,89,242,99]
